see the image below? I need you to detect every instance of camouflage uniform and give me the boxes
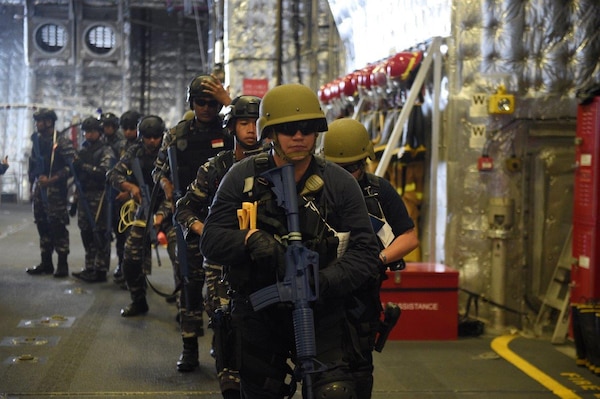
[152,117,232,339]
[103,130,128,272]
[109,141,177,313]
[28,129,76,274]
[175,149,240,393]
[176,150,236,318]
[73,139,115,276]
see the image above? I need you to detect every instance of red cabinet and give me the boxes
[380,262,459,340]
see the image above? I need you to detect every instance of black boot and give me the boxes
[74,269,107,283]
[177,336,199,372]
[26,252,54,275]
[121,289,148,317]
[54,253,69,278]
[121,298,149,317]
[113,264,123,281]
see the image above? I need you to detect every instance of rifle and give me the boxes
[67,158,105,249]
[130,157,161,267]
[248,163,323,399]
[30,133,50,219]
[167,146,190,286]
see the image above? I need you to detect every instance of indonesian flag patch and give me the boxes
[211,139,225,148]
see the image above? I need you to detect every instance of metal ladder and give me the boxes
[534,227,573,343]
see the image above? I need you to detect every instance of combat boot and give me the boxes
[74,270,107,283]
[26,252,54,275]
[53,253,69,278]
[113,263,123,281]
[121,290,148,317]
[176,336,199,372]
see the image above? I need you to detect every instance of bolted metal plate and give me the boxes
[0,336,60,346]
[3,354,47,364]
[18,315,75,328]
[64,287,90,295]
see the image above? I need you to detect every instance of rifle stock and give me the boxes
[248,163,323,398]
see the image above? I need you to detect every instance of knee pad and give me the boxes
[313,381,357,399]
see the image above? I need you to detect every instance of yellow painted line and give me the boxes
[491,334,582,399]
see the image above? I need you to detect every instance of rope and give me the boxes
[118,199,144,233]
[119,198,177,299]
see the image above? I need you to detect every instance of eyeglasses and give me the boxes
[194,98,220,108]
[274,120,327,136]
[340,162,363,173]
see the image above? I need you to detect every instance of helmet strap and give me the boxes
[272,133,316,163]
[235,133,259,151]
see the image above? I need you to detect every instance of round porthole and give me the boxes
[84,24,116,56]
[35,23,68,54]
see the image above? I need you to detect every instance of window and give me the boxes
[85,24,116,55]
[35,23,68,53]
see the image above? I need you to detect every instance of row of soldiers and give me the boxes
[24,75,259,397]
[26,76,419,399]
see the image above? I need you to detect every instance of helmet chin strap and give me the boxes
[235,134,259,151]
[272,134,317,163]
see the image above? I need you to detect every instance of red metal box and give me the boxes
[379,262,459,340]
[571,221,600,300]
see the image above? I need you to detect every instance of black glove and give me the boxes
[246,230,286,277]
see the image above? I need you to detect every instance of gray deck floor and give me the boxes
[1,202,598,398]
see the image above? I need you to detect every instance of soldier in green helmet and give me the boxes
[200,84,381,398]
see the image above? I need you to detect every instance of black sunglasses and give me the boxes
[274,120,327,136]
[194,98,220,108]
[340,162,363,173]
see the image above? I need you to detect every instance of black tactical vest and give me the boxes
[173,119,233,189]
[251,154,339,270]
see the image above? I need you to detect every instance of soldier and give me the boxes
[119,110,142,149]
[200,84,381,398]
[71,117,116,283]
[112,109,142,284]
[101,112,126,156]
[26,108,76,278]
[108,115,177,317]
[175,95,261,392]
[100,112,127,283]
[152,74,232,372]
[322,117,420,398]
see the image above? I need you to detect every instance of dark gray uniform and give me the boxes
[351,172,416,397]
[200,153,380,398]
[73,139,115,274]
